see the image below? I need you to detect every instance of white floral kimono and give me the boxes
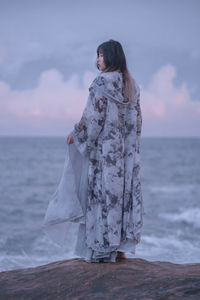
[43,71,145,263]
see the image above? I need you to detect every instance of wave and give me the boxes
[0,235,78,272]
[159,208,200,228]
[149,184,195,194]
[131,234,200,264]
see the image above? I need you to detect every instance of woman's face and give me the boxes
[97,52,106,71]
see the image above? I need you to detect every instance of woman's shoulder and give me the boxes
[91,71,122,88]
[99,71,122,80]
[90,73,108,90]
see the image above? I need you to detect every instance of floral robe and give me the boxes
[71,71,145,260]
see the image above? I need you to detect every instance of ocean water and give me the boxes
[0,136,199,272]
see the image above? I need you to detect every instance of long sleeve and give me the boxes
[135,91,142,154]
[136,92,142,137]
[71,81,107,156]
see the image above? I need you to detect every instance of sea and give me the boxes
[0,136,199,272]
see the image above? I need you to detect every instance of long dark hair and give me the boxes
[96,39,136,103]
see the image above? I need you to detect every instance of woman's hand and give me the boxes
[66,133,74,144]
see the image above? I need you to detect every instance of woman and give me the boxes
[43,39,145,263]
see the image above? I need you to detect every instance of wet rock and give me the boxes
[0,258,200,299]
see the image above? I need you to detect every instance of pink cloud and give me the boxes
[0,65,199,136]
[141,64,200,136]
[0,69,95,135]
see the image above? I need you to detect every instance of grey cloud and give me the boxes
[0,0,199,99]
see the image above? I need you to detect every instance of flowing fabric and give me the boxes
[43,71,145,263]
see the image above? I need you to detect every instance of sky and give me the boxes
[0,0,199,137]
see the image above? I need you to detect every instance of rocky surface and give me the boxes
[0,258,200,299]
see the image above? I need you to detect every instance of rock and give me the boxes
[0,258,200,299]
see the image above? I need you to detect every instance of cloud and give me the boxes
[0,65,200,136]
[0,69,96,135]
[141,64,200,136]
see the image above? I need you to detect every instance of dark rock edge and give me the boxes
[0,258,200,299]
